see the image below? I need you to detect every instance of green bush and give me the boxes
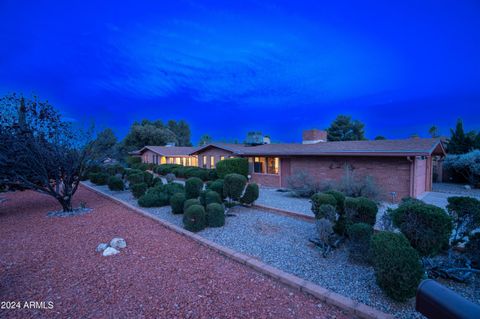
[107,176,124,191]
[311,193,337,218]
[170,192,186,214]
[371,232,423,301]
[125,168,143,176]
[216,158,248,178]
[87,164,103,174]
[206,203,225,227]
[184,198,201,211]
[131,182,148,198]
[240,183,259,205]
[131,162,149,171]
[183,204,206,232]
[126,156,142,167]
[185,177,204,199]
[466,233,480,267]
[391,200,453,256]
[316,204,336,221]
[127,172,144,185]
[208,179,225,198]
[447,196,480,239]
[143,171,154,186]
[324,190,346,213]
[105,164,125,176]
[207,169,218,181]
[155,164,182,175]
[184,167,211,181]
[138,187,170,207]
[152,177,162,187]
[223,173,247,201]
[347,223,373,263]
[157,183,185,199]
[205,191,222,205]
[345,197,378,226]
[90,172,110,185]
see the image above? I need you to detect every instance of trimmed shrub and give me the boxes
[324,190,346,213]
[316,204,336,221]
[155,164,182,175]
[223,173,247,201]
[90,172,109,185]
[165,173,176,183]
[183,204,206,232]
[185,177,204,199]
[216,158,248,178]
[391,200,453,256]
[87,164,103,174]
[152,177,162,187]
[131,162,148,171]
[131,182,147,198]
[345,197,378,226]
[170,192,186,214]
[311,193,337,218]
[107,176,124,191]
[209,179,224,198]
[184,198,201,211]
[206,203,225,227]
[138,187,170,207]
[240,183,259,205]
[143,171,154,186]
[371,232,423,301]
[207,169,218,181]
[158,182,185,199]
[125,168,143,176]
[126,156,142,167]
[447,196,480,239]
[347,223,373,263]
[205,191,222,205]
[127,172,144,185]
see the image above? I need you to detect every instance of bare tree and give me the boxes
[0,94,92,212]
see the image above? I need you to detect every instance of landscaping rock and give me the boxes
[110,237,127,249]
[96,243,108,252]
[102,247,120,257]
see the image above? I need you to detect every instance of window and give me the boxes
[181,157,186,166]
[191,156,198,167]
[252,157,279,175]
[169,157,174,164]
[202,155,207,168]
[161,156,166,164]
[185,157,190,166]
[267,157,279,174]
[210,156,215,168]
[175,157,181,165]
[220,156,225,161]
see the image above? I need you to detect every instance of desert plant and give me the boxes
[344,197,378,226]
[316,204,336,221]
[131,182,148,198]
[165,173,176,183]
[371,232,423,301]
[206,203,225,227]
[107,176,124,191]
[286,170,322,197]
[205,191,222,205]
[311,193,337,218]
[347,223,373,263]
[446,196,480,240]
[444,150,480,186]
[216,158,248,178]
[223,173,247,202]
[315,218,334,252]
[183,204,206,232]
[336,165,380,199]
[185,177,204,199]
[170,192,186,214]
[184,198,201,211]
[391,200,453,256]
[240,183,259,205]
[138,187,170,207]
[465,233,480,267]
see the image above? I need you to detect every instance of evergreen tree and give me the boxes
[327,115,366,141]
[448,118,475,154]
[428,125,439,138]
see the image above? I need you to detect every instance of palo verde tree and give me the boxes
[0,93,92,212]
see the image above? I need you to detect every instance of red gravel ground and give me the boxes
[0,186,349,319]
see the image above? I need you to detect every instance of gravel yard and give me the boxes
[256,187,313,216]
[432,183,480,198]
[0,186,348,319]
[84,182,480,319]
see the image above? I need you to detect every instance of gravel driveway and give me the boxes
[0,186,348,319]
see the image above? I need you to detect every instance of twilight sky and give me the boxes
[1,0,479,144]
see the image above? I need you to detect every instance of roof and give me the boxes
[190,138,446,157]
[135,146,198,157]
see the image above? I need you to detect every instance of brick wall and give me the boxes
[250,173,281,188]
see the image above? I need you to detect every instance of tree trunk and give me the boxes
[59,198,73,212]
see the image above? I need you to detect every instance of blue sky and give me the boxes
[1,0,479,143]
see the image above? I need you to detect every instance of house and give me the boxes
[134,130,446,200]
[132,146,199,166]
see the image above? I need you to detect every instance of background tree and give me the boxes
[428,125,440,138]
[326,115,365,141]
[198,134,212,146]
[167,120,192,146]
[448,118,476,154]
[0,94,92,212]
[89,128,118,161]
[374,136,386,140]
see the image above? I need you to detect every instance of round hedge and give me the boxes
[316,204,336,221]
[324,190,346,213]
[127,172,144,185]
[138,189,169,207]
[184,198,201,211]
[223,173,247,201]
[311,193,337,217]
[183,204,206,232]
[209,179,224,198]
[391,200,452,256]
[131,182,148,199]
[170,192,186,214]
[240,183,259,205]
[206,190,222,205]
[347,222,373,263]
[206,203,225,227]
[371,232,423,301]
[90,172,110,185]
[107,176,124,191]
[185,177,204,199]
[143,171,154,186]
[345,197,378,226]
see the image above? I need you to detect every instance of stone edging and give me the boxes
[81,182,393,319]
[253,203,316,223]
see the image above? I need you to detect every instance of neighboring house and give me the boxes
[133,130,446,200]
[131,146,199,166]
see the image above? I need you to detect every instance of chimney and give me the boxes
[302,129,327,144]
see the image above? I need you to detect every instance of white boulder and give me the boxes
[96,243,108,252]
[110,237,127,249]
[102,247,120,257]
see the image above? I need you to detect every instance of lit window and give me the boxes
[254,157,266,173]
[161,156,166,164]
[169,157,174,164]
[202,156,207,168]
[267,157,279,174]
[220,156,225,161]
[175,157,181,165]
[210,156,215,168]
[191,156,198,167]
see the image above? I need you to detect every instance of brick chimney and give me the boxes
[302,129,327,144]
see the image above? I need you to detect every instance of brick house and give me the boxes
[134,130,446,200]
[133,146,198,166]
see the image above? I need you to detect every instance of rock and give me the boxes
[96,243,108,252]
[110,237,127,249]
[464,185,472,190]
[102,247,120,257]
